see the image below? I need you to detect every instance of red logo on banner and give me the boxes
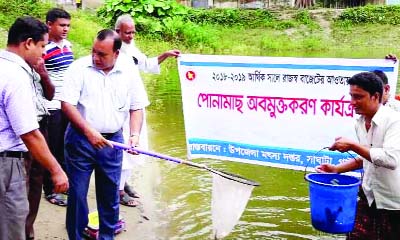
[186,71,196,81]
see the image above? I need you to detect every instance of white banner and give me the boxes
[177,54,399,171]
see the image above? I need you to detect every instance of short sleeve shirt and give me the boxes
[61,54,149,133]
[0,50,39,151]
[355,106,400,209]
[43,39,74,109]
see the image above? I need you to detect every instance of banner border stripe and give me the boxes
[180,61,395,72]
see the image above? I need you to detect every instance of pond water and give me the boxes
[141,48,397,239]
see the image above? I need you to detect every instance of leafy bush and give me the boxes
[97,0,276,47]
[294,10,320,30]
[338,5,400,25]
[148,16,218,47]
[0,0,53,28]
[294,10,313,25]
[97,0,188,32]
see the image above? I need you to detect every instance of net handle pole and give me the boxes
[109,140,206,170]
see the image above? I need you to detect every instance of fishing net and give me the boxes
[108,140,259,238]
[211,171,258,239]
[207,168,260,186]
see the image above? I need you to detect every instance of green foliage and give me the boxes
[162,17,218,47]
[97,0,188,32]
[68,11,105,57]
[261,35,292,51]
[333,19,353,29]
[0,0,53,28]
[338,5,400,25]
[184,8,276,27]
[98,0,276,47]
[294,10,313,25]
[293,10,320,30]
[261,33,327,51]
[273,20,297,30]
[0,28,7,48]
[301,35,326,50]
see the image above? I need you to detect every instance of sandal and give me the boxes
[120,192,139,207]
[46,193,67,206]
[124,183,140,198]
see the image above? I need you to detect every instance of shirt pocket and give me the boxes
[111,81,130,112]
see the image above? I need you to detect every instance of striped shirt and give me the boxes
[43,39,74,110]
[0,50,39,152]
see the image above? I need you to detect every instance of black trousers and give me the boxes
[42,109,68,196]
[347,188,400,240]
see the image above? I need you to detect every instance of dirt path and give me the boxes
[34,160,162,240]
[275,8,344,38]
[309,9,344,37]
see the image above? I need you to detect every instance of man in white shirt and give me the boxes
[316,72,400,239]
[114,14,180,206]
[61,29,149,240]
[115,14,180,74]
[0,16,68,240]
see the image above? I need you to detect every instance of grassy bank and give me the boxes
[0,3,399,90]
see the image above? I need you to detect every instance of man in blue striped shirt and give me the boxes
[42,8,74,207]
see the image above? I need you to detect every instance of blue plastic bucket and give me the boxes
[305,173,361,234]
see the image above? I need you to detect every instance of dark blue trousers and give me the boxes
[64,126,123,240]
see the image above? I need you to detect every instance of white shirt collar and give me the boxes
[47,39,72,49]
[356,104,385,127]
[0,50,32,76]
[83,54,125,74]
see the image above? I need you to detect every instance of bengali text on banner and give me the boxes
[177,54,399,171]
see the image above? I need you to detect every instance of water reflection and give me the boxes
[143,48,395,239]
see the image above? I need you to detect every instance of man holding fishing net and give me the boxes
[60,29,149,239]
[316,71,400,239]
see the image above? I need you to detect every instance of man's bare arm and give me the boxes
[20,129,68,193]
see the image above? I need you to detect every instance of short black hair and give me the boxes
[370,70,388,85]
[96,29,121,52]
[347,72,383,103]
[46,8,71,22]
[7,16,48,46]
